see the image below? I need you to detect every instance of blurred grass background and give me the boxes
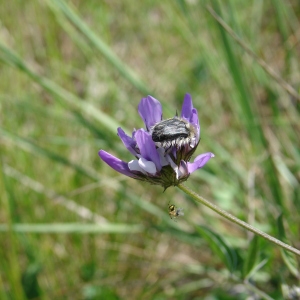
[0,0,300,299]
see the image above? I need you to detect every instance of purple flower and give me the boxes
[99,94,214,189]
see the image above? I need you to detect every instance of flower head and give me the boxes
[99,94,214,189]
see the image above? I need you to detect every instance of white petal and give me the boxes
[157,147,169,166]
[139,157,157,175]
[128,160,146,174]
[177,163,187,179]
[190,137,197,148]
[166,155,177,169]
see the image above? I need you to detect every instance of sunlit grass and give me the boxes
[0,1,299,299]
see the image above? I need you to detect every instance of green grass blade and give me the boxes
[0,42,121,135]
[196,225,238,273]
[1,128,101,181]
[208,3,285,209]
[4,165,107,224]
[243,235,260,278]
[271,0,291,74]
[277,214,299,278]
[0,223,143,234]
[46,0,151,95]
[0,157,26,300]
[210,1,260,144]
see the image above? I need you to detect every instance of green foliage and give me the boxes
[277,214,299,278]
[242,235,260,279]
[0,0,299,299]
[196,225,238,273]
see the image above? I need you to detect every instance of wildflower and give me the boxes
[99,94,214,189]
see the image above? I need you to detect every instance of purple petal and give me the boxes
[187,152,215,174]
[117,127,138,157]
[138,96,162,130]
[99,150,137,178]
[181,93,193,120]
[135,129,162,171]
[190,108,200,139]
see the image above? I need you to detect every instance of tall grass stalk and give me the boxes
[178,184,300,256]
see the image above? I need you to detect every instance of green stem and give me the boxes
[178,183,300,257]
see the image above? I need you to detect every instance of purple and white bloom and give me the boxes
[99,94,214,189]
